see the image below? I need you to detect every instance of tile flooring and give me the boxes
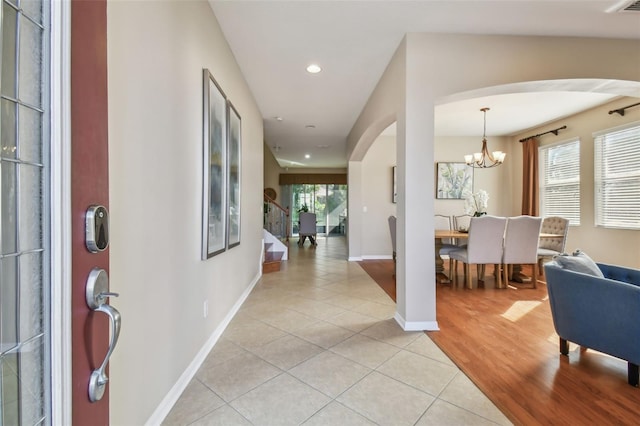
[163,237,511,426]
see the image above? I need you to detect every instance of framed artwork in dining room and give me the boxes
[436,162,473,199]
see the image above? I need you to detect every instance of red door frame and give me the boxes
[70,1,110,424]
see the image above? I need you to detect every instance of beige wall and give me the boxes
[434,136,511,218]
[361,135,397,258]
[263,142,283,205]
[510,97,640,267]
[107,2,263,424]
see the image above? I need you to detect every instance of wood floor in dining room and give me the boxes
[358,260,639,425]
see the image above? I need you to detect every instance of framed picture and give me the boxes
[202,69,227,259]
[436,162,473,199]
[392,166,397,203]
[227,101,241,249]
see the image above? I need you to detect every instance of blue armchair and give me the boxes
[544,262,640,386]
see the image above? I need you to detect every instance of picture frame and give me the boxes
[202,69,227,259]
[392,166,397,203]
[227,101,241,249]
[436,162,473,199]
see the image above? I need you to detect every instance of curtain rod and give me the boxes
[608,101,640,116]
[519,125,567,143]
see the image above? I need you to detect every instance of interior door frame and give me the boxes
[49,0,72,424]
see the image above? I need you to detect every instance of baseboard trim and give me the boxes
[145,270,261,426]
[361,255,393,260]
[394,312,439,331]
[348,256,363,261]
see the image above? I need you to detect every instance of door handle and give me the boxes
[86,268,121,402]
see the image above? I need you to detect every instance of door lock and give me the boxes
[86,205,109,253]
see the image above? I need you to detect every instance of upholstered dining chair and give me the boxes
[502,216,544,288]
[453,214,472,233]
[298,212,318,246]
[449,215,507,289]
[435,214,458,277]
[388,215,397,277]
[537,216,569,275]
[452,213,472,247]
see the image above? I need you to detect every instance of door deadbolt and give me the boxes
[86,205,109,253]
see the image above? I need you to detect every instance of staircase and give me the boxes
[263,242,285,273]
[262,229,288,274]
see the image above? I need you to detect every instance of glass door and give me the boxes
[290,184,347,237]
[326,184,347,235]
[1,0,50,424]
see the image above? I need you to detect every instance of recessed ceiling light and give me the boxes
[306,64,322,74]
[304,154,311,159]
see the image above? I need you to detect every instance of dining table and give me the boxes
[434,229,564,285]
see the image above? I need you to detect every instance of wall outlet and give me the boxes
[203,300,208,318]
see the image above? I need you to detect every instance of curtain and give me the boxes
[521,138,539,216]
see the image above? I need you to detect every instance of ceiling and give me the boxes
[209,1,640,168]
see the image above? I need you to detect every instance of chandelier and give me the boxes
[464,107,506,168]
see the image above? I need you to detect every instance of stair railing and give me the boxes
[263,193,290,241]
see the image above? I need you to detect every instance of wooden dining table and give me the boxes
[434,229,564,285]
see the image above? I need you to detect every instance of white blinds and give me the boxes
[539,139,580,225]
[594,122,640,230]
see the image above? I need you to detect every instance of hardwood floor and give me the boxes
[358,260,640,425]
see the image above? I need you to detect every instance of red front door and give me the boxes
[70,1,111,424]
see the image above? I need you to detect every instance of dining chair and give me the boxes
[452,213,472,247]
[298,212,318,246]
[388,215,397,277]
[502,216,543,288]
[537,216,569,275]
[453,214,472,232]
[449,215,507,289]
[435,214,458,277]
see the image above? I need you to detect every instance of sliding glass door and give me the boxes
[290,184,347,237]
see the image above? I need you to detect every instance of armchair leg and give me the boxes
[628,363,639,387]
[559,337,569,356]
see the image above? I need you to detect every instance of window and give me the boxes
[539,139,580,225]
[594,122,640,230]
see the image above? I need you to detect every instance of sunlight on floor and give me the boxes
[500,300,542,322]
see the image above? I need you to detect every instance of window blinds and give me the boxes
[594,122,640,230]
[539,139,580,225]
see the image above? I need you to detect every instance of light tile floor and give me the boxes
[163,237,511,426]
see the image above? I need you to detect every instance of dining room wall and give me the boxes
[359,132,514,258]
[433,136,511,221]
[510,97,640,268]
[361,134,397,258]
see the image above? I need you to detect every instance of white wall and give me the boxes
[361,135,397,258]
[107,2,263,424]
[511,97,640,268]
